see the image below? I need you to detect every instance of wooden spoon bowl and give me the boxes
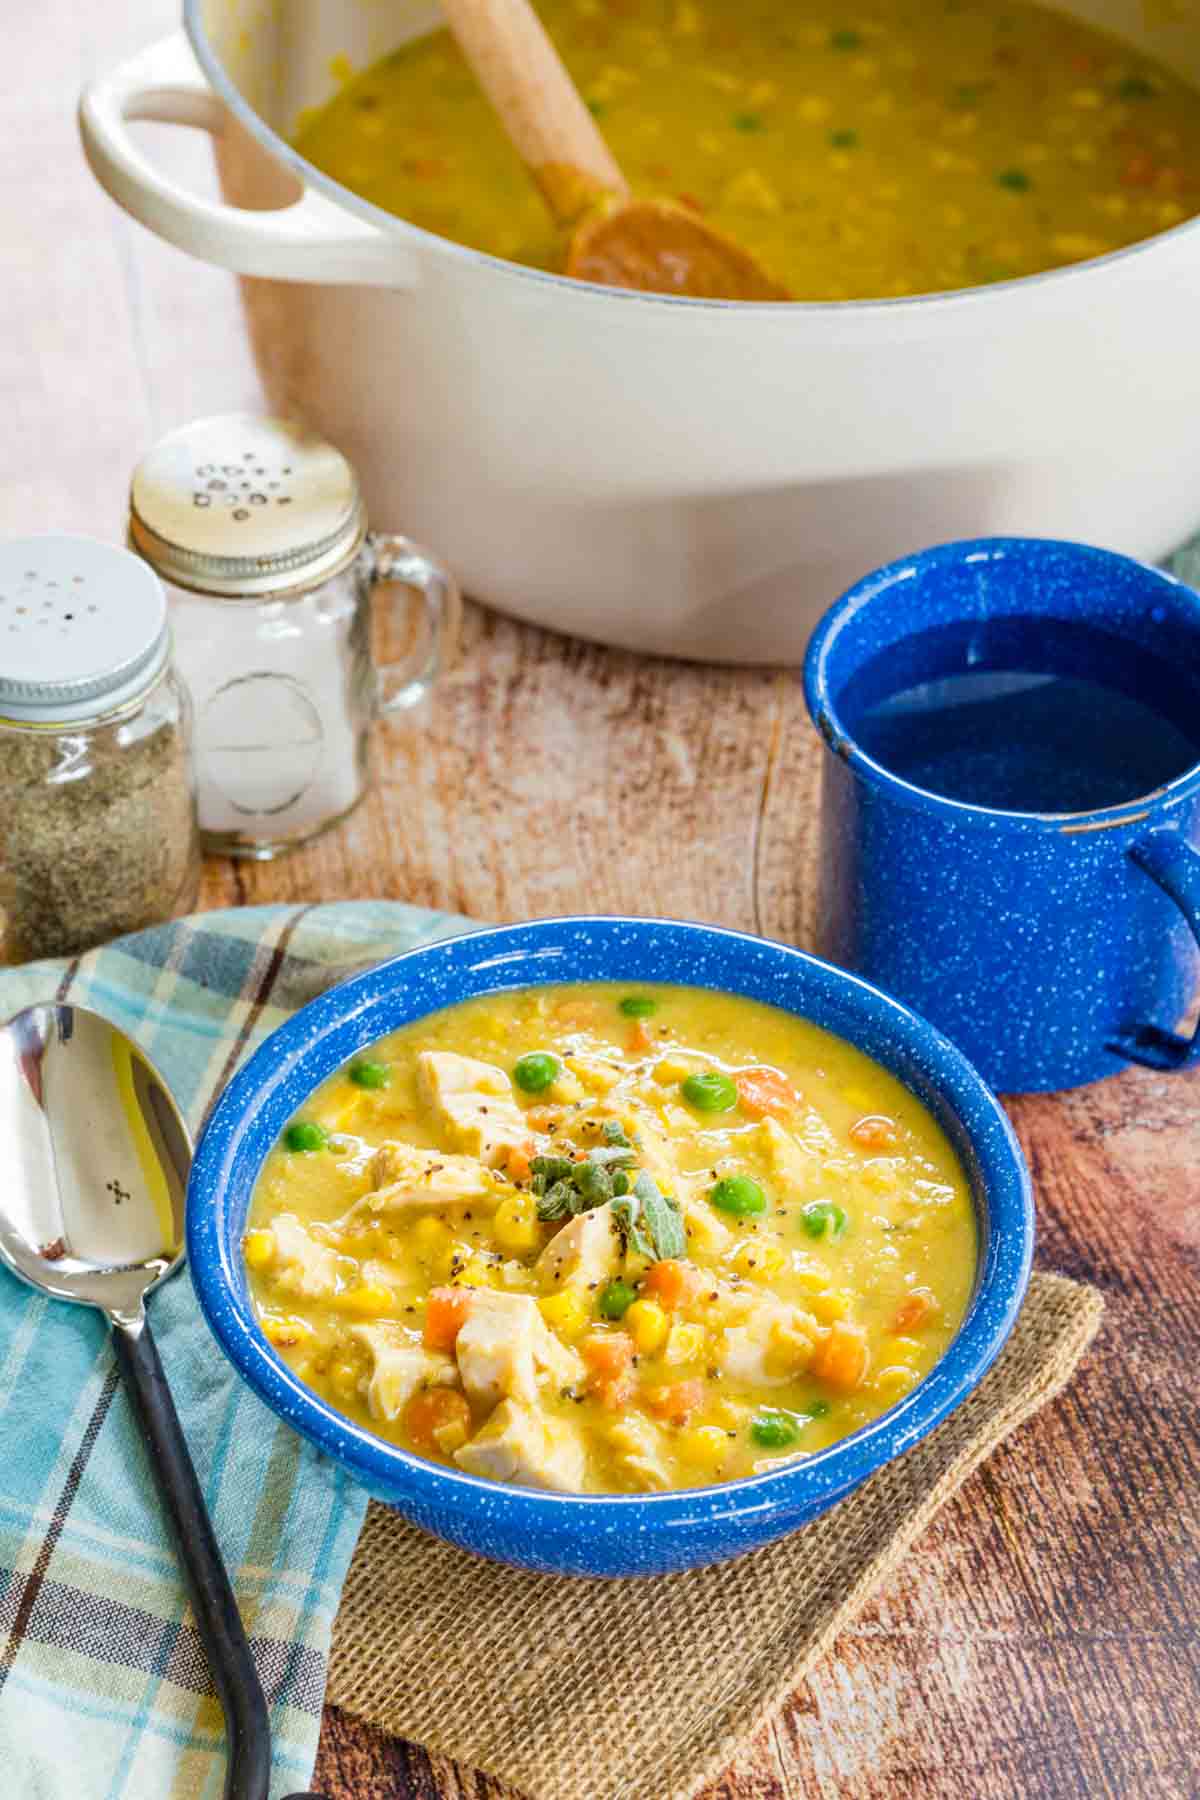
[439,0,790,301]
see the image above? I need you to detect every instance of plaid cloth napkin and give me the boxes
[0,902,468,1800]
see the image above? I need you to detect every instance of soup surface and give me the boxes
[246,983,977,1493]
[295,0,1200,300]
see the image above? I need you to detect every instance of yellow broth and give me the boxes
[245,983,977,1493]
[295,0,1200,300]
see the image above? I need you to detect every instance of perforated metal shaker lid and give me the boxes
[0,535,169,725]
[128,414,367,599]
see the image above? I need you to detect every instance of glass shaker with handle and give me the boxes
[129,414,460,859]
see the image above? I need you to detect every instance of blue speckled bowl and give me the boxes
[188,917,1033,1578]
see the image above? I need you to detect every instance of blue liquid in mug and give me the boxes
[847,619,1200,813]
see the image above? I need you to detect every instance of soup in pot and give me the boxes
[294,0,1200,300]
[245,983,977,1494]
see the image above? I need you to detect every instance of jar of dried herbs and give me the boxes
[0,535,200,966]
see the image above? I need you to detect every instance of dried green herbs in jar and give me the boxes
[0,537,200,966]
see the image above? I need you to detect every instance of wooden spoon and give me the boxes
[437,0,790,301]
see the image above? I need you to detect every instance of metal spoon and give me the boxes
[0,1004,322,1800]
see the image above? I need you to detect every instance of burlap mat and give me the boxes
[326,1271,1101,1800]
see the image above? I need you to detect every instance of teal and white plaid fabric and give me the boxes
[0,902,468,1799]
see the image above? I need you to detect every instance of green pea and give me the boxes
[612,1169,630,1197]
[619,994,658,1018]
[349,1059,390,1089]
[284,1120,328,1154]
[996,167,1031,192]
[809,1399,831,1419]
[750,1409,800,1449]
[681,1071,738,1113]
[710,1175,767,1218]
[801,1200,848,1240]
[598,1278,637,1321]
[514,1051,560,1094]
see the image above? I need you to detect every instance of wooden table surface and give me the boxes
[8,6,1199,1794]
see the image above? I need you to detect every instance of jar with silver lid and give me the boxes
[0,535,200,966]
[128,414,461,859]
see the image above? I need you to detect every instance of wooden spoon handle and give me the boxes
[437,0,628,223]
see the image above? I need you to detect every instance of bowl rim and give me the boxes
[188,914,1034,1523]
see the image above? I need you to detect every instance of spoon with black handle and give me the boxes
[0,1003,325,1800]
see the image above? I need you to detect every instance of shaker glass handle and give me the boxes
[369,533,462,716]
[1108,826,1200,1072]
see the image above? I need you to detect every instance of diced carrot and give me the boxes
[627,1017,654,1053]
[892,1289,936,1334]
[403,1386,472,1456]
[505,1142,534,1184]
[849,1114,899,1150]
[642,1259,705,1310]
[1122,152,1157,188]
[582,1331,637,1408]
[733,1066,799,1120]
[645,1378,706,1425]
[582,1332,635,1379]
[423,1286,473,1352]
[811,1321,870,1393]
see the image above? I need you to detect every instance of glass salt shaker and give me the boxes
[128,414,461,859]
[0,535,200,966]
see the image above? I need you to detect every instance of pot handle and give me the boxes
[78,32,417,287]
[1107,826,1200,1072]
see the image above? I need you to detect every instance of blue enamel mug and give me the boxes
[804,538,1200,1093]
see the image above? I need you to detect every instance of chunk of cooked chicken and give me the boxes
[716,1295,819,1386]
[366,1141,497,1208]
[454,1289,584,1407]
[605,1411,672,1491]
[536,1201,621,1292]
[454,1398,586,1492]
[349,1323,459,1423]
[417,1051,531,1167]
[269,1214,344,1299]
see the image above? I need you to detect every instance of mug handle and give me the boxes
[1108,826,1200,1071]
[369,534,463,715]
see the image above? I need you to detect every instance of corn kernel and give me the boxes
[492,1193,540,1255]
[336,1282,394,1318]
[793,1266,831,1295]
[538,1289,590,1340]
[732,1240,787,1281]
[548,1070,585,1105]
[883,1334,923,1363]
[262,1313,310,1349]
[654,1055,695,1084]
[765,1316,817,1377]
[663,1322,705,1365]
[330,1358,361,1399]
[876,1364,918,1401]
[451,1257,495,1289]
[412,1215,451,1260]
[243,1229,276,1271]
[681,1425,729,1471]
[810,1288,852,1323]
[433,1417,470,1454]
[625,1298,669,1355]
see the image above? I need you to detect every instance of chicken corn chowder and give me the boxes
[245,984,977,1493]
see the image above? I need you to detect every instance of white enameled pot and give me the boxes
[80,0,1200,664]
